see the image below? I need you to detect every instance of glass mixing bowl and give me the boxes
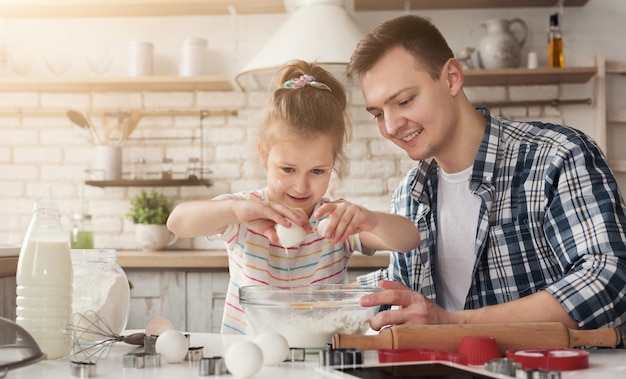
[239,284,382,349]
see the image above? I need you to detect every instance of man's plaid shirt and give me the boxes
[358,108,626,329]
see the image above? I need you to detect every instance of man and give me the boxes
[349,15,626,331]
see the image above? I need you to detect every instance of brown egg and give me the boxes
[145,317,174,336]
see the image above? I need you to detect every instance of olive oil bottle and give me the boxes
[548,13,564,68]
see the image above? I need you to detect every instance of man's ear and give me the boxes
[443,58,464,96]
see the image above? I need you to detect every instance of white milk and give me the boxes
[16,237,73,358]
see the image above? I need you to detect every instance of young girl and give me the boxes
[166,60,420,335]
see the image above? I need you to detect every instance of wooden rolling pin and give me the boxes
[332,323,623,354]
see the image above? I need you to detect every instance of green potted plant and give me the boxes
[126,190,178,251]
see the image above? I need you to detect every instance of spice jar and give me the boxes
[71,249,131,336]
[161,157,173,180]
[187,157,199,179]
[70,213,94,249]
[130,158,146,180]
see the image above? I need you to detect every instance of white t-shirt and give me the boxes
[435,165,481,311]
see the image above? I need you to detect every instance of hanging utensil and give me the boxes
[117,115,128,146]
[124,109,142,142]
[67,110,101,144]
[102,110,132,145]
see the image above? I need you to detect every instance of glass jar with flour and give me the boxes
[70,249,131,336]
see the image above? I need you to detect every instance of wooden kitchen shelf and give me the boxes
[0,75,233,92]
[85,178,213,187]
[608,110,626,123]
[0,0,285,18]
[0,67,595,92]
[464,66,596,87]
[355,0,589,11]
[607,60,626,75]
[0,0,588,18]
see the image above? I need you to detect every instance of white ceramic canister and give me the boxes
[128,41,153,76]
[179,37,208,76]
[93,145,122,181]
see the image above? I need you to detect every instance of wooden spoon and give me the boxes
[124,109,142,142]
[67,110,101,144]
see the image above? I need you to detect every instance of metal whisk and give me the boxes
[65,311,145,363]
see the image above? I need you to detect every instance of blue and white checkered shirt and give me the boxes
[357,108,626,329]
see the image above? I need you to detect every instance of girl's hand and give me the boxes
[234,199,312,243]
[313,200,377,244]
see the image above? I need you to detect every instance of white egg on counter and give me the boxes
[224,340,263,378]
[317,218,330,237]
[155,329,189,363]
[275,224,306,247]
[253,331,290,366]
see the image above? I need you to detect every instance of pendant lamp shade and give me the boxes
[235,0,363,92]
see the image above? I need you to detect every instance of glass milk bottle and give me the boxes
[16,202,73,359]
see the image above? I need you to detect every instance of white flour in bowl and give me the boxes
[263,307,373,349]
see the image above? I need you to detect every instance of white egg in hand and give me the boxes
[155,329,189,363]
[253,331,290,366]
[224,340,263,378]
[275,224,306,247]
[317,218,330,237]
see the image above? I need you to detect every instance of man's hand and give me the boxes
[360,280,579,330]
[360,280,458,330]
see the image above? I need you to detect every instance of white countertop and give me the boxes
[7,332,626,379]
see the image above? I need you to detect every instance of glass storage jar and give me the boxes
[70,213,94,249]
[70,249,131,336]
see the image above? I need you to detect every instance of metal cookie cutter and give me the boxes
[70,361,97,378]
[122,352,161,369]
[485,358,561,379]
[143,335,158,354]
[515,368,561,379]
[186,346,204,362]
[199,356,228,376]
[285,347,306,362]
[484,357,521,376]
[319,344,363,368]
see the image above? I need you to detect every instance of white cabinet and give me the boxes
[186,272,229,333]
[125,270,229,333]
[0,276,16,321]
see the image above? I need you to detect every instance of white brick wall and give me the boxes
[0,83,593,249]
